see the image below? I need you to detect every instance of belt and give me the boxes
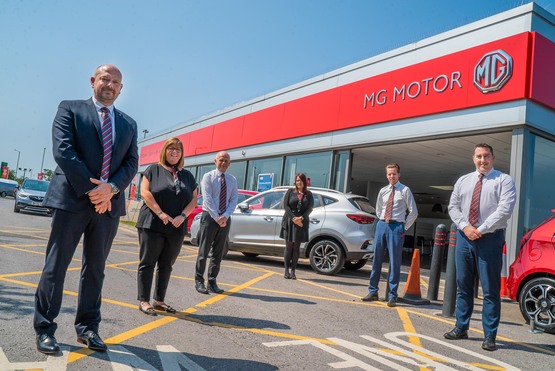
[380,219,403,224]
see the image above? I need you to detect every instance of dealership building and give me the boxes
[137,3,555,261]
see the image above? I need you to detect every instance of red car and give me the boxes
[187,190,258,231]
[506,209,555,331]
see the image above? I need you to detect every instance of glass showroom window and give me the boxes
[283,151,332,188]
[246,157,283,191]
[522,133,555,232]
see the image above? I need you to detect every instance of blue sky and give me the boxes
[1,0,553,176]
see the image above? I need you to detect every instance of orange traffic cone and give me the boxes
[402,249,430,305]
[500,243,509,298]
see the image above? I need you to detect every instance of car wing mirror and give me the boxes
[238,202,249,211]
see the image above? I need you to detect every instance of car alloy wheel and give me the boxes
[518,277,555,330]
[309,239,345,275]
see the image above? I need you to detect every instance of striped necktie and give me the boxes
[384,185,395,222]
[468,173,484,226]
[100,107,113,181]
[219,173,227,214]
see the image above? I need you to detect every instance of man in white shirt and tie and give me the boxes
[194,151,238,294]
[362,163,418,307]
[444,143,516,351]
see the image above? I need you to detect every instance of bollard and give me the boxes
[427,224,447,301]
[441,223,458,317]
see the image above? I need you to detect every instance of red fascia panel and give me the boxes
[242,104,286,144]
[338,33,530,128]
[141,32,532,165]
[529,32,555,110]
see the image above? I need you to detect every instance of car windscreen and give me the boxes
[349,197,376,214]
[23,180,50,192]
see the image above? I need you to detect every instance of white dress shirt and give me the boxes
[201,169,238,221]
[375,181,418,230]
[448,168,516,234]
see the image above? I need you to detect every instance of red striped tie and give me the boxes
[468,174,483,226]
[100,107,113,180]
[219,173,227,214]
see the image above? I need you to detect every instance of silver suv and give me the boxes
[190,187,376,275]
[14,179,51,215]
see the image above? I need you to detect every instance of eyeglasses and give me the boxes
[167,147,182,153]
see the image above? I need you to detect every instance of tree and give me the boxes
[7,170,19,183]
[42,169,54,181]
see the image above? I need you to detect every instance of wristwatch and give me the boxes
[109,182,120,195]
[181,212,186,218]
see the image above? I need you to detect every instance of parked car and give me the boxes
[0,178,19,198]
[190,187,376,275]
[187,189,258,231]
[506,209,555,331]
[14,179,51,215]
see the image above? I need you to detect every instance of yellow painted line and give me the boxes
[68,272,275,363]
[0,245,47,255]
[0,230,49,240]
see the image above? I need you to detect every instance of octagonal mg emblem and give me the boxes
[474,50,513,93]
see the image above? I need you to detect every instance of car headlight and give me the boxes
[18,192,30,199]
[193,214,202,221]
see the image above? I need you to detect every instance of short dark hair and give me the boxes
[475,143,494,156]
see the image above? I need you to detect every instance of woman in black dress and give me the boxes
[136,137,198,315]
[279,173,314,279]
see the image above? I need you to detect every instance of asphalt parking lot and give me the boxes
[0,197,554,370]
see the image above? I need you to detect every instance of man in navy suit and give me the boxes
[34,64,138,354]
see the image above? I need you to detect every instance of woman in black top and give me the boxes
[136,137,198,315]
[279,173,314,279]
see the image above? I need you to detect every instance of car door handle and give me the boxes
[264,216,274,221]
[310,218,320,224]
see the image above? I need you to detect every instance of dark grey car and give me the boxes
[191,187,376,275]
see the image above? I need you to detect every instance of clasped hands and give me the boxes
[463,225,482,241]
[88,178,113,214]
[156,211,186,228]
[217,215,228,228]
[292,216,303,227]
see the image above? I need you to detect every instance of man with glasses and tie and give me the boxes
[444,143,516,351]
[362,163,418,307]
[34,65,138,354]
[194,151,238,294]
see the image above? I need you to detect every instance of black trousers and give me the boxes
[137,228,185,302]
[34,208,119,336]
[195,212,231,283]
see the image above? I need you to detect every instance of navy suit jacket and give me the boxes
[44,98,138,217]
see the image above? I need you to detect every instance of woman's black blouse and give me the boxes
[279,188,314,243]
[136,164,197,235]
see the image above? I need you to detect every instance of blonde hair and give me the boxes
[159,137,184,169]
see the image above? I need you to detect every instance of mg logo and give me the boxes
[474,50,513,93]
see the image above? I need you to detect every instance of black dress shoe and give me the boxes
[284,272,291,279]
[77,331,107,351]
[443,327,468,340]
[36,334,60,354]
[361,293,379,302]
[208,281,224,294]
[482,337,497,351]
[195,281,209,294]
[290,270,296,280]
[387,298,397,307]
